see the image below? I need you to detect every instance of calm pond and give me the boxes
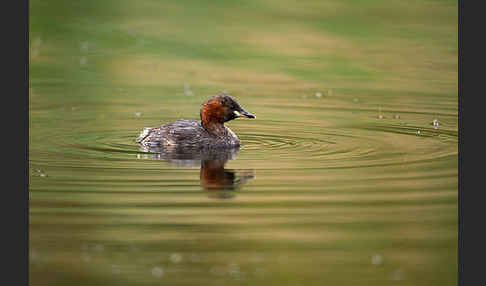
[29,1,458,285]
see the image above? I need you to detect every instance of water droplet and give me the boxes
[169,253,182,263]
[210,266,226,276]
[371,254,383,265]
[184,83,194,96]
[81,253,91,262]
[377,106,384,119]
[80,42,89,52]
[228,263,240,273]
[249,253,264,263]
[190,253,201,262]
[93,244,104,252]
[33,37,43,48]
[390,268,405,281]
[111,264,121,275]
[30,250,39,262]
[136,39,146,47]
[227,263,241,279]
[151,266,164,278]
[31,38,43,59]
[254,267,265,278]
[80,56,88,66]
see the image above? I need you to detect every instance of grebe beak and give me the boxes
[234,110,255,119]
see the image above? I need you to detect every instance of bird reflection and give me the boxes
[137,145,255,199]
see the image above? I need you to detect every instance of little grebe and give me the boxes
[136,93,255,150]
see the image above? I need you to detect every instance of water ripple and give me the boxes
[30,117,457,172]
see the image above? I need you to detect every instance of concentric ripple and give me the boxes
[236,119,457,169]
[30,115,457,172]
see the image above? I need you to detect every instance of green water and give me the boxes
[29,0,458,285]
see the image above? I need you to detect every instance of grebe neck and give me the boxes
[201,121,226,136]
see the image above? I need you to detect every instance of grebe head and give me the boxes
[200,94,255,128]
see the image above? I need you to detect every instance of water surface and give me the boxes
[30,1,458,285]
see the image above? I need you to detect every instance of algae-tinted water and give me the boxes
[30,1,458,285]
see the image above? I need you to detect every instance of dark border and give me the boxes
[26,0,30,285]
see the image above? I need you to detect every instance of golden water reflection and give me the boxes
[138,145,255,198]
